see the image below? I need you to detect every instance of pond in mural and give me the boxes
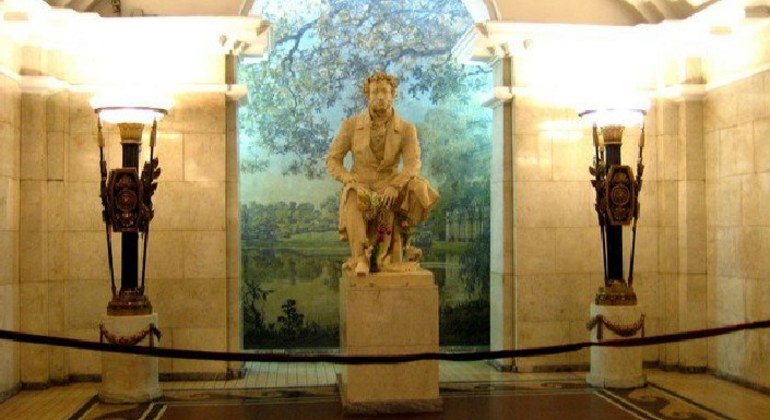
[239,0,492,351]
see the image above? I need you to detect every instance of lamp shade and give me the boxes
[90,92,172,124]
[578,108,646,128]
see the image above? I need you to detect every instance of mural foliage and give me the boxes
[239,0,492,349]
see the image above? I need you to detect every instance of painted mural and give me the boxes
[238,0,491,350]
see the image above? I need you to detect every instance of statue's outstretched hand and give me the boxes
[382,186,399,208]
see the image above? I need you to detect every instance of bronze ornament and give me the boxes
[586,313,645,341]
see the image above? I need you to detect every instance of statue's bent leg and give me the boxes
[343,189,369,275]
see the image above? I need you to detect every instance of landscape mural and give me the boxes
[238,0,492,350]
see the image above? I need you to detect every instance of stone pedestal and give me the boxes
[586,303,645,389]
[339,269,442,414]
[99,313,161,403]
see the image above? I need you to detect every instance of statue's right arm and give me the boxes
[326,118,355,183]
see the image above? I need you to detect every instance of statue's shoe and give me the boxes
[355,261,369,276]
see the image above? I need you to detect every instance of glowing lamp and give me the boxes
[579,105,647,306]
[91,95,172,315]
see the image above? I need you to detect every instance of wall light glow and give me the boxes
[90,90,173,124]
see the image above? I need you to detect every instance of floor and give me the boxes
[1,361,770,419]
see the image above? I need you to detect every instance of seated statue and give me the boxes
[326,71,439,275]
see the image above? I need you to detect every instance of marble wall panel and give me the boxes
[516,274,592,322]
[46,92,68,133]
[714,331,746,378]
[553,228,601,274]
[46,132,64,181]
[712,178,742,227]
[742,171,770,227]
[655,100,679,136]
[735,227,767,279]
[144,132,184,182]
[745,279,770,387]
[19,179,45,233]
[754,118,770,174]
[0,75,20,126]
[657,134,679,181]
[714,276,746,325]
[568,320,590,366]
[514,133,552,181]
[636,181,659,228]
[0,177,19,232]
[170,327,228,374]
[148,278,226,329]
[46,180,66,232]
[0,231,17,286]
[67,231,112,280]
[515,181,593,228]
[703,86,736,133]
[20,96,47,182]
[658,227,678,274]
[162,94,226,135]
[66,181,101,231]
[704,129,718,182]
[19,231,46,285]
[184,133,226,182]
[551,132,592,182]
[490,272,514,352]
[68,94,96,136]
[0,283,19,395]
[514,321,571,370]
[143,231,185,280]
[633,272,663,319]
[515,227,557,275]
[745,330,770,388]
[67,128,99,182]
[678,102,705,181]
[152,181,226,231]
[0,123,20,178]
[718,123,753,178]
[66,279,110,329]
[66,328,101,376]
[183,231,226,280]
[657,180,678,227]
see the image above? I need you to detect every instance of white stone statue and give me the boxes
[326,72,439,275]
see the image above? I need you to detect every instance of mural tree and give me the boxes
[239,0,488,179]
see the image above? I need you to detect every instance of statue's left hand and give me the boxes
[382,186,399,208]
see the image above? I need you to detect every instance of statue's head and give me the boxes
[363,72,398,113]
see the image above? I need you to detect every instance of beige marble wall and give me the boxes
[0,72,21,399]
[704,72,770,389]
[11,90,234,382]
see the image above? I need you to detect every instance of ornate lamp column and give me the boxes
[580,107,647,389]
[91,96,171,403]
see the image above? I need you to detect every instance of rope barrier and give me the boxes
[1,319,769,365]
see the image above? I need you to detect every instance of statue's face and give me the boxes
[367,80,394,113]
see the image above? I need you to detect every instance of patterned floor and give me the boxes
[68,378,731,420]
[3,362,770,419]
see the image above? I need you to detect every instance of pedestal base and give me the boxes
[586,304,645,389]
[99,313,161,403]
[339,270,442,414]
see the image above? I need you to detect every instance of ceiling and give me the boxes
[41,0,733,24]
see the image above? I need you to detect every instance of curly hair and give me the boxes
[362,72,398,97]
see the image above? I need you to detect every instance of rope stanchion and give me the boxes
[1,319,770,365]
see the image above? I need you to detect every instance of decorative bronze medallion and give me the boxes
[604,165,637,226]
[106,168,145,232]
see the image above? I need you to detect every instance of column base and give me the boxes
[586,303,645,389]
[99,313,161,403]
